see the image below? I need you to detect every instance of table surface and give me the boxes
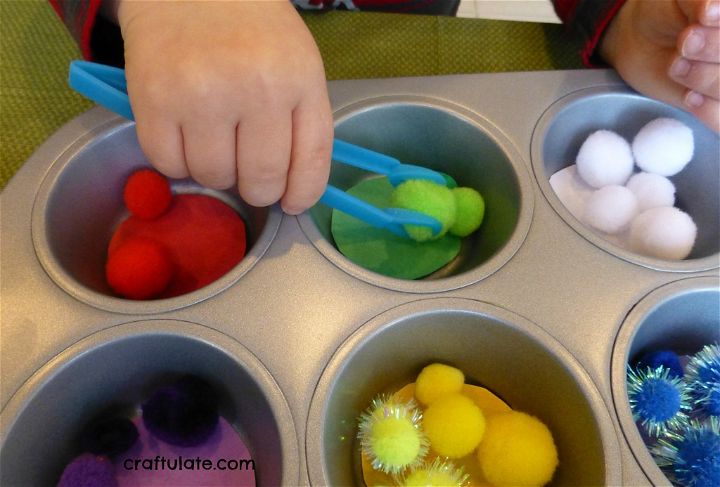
[1,0,583,190]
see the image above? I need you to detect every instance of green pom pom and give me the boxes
[391,180,456,242]
[449,187,485,237]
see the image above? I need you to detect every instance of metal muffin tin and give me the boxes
[1,69,719,486]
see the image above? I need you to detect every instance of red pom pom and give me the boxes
[106,238,174,299]
[124,169,172,219]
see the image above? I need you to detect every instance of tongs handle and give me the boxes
[68,60,445,239]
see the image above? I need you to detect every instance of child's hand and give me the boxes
[116,0,333,214]
[600,0,719,132]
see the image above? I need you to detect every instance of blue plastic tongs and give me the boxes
[68,60,447,238]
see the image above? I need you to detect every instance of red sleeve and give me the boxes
[48,0,102,60]
[551,0,627,66]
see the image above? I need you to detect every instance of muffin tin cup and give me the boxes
[0,320,299,487]
[611,276,720,486]
[307,298,622,486]
[298,96,534,293]
[31,114,282,314]
[531,86,720,272]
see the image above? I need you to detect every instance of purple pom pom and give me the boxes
[57,453,117,487]
[79,416,138,457]
[142,375,219,447]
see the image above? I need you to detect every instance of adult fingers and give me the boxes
[236,111,293,208]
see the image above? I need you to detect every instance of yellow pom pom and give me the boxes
[415,363,464,406]
[477,411,558,487]
[422,393,485,458]
[358,395,429,474]
[401,458,468,487]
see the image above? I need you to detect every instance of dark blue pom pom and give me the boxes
[79,416,138,457]
[637,350,684,378]
[57,453,117,487]
[141,375,219,447]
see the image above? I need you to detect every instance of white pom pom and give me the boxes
[629,207,697,260]
[576,130,634,188]
[626,172,676,211]
[583,185,639,234]
[632,118,694,176]
[549,165,594,219]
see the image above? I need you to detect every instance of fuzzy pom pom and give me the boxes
[549,164,595,220]
[123,169,172,220]
[105,238,174,300]
[391,180,456,242]
[625,172,676,212]
[627,365,691,436]
[414,363,465,406]
[632,118,694,177]
[629,207,697,260]
[57,453,117,487]
[576,130,634,188]
[79,416,138,457]
[422,393,485,458]
[449,187,485,237]
[401,458,468,487]
[477,411,558,487]
[637,350,684,379]
[583,185,638,234]
[687,344,720,416]
[358,395,428,474]
[141,375,219,447]
[652,418,720,487]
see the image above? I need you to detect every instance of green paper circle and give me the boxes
[331,177,461,279]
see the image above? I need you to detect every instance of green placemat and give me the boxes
[0,1,583,190]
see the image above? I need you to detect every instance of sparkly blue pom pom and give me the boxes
[653,418,720,487]
[687,344,720,417]
[627,365,691,437]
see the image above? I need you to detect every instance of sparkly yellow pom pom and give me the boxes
[358,395,429,474]
[422,393,485,458]
[415,363,465,406]
[477,411,558,487]
[401,458,468,486]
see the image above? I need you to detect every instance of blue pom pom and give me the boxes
[627,365,690,436]
[142,375,219,447]
[652,418,720,487]
[57,453,117,487]
[687,344,720,418]
[637,350,684,378]
[687,344,720,384]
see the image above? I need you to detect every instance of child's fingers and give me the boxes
[679,25,720,61]
[182,121,237,190]
[135,118,190,179]
[683,91,720,131]
[282,92,333,215]
[669,56,720,99]
[676,0,720,26]
[235,112,292,208]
